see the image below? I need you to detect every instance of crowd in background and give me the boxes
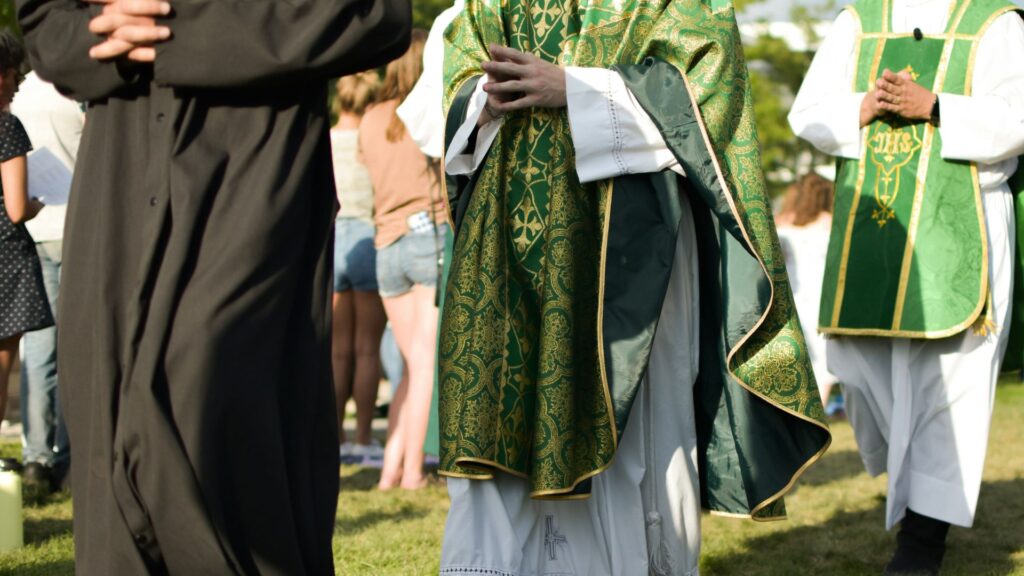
[330,29,445,491]
[0,32,76,494]
[0,25,846,497]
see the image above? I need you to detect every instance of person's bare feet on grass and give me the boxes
[400,475,428,490]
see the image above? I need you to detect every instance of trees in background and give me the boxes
[414,0,450,30]
[743,1,839,195]
[0,0,15,36]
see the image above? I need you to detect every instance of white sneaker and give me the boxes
[339,442,356,464]
[352,441,384,468]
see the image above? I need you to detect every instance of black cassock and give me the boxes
[17,0,410,573]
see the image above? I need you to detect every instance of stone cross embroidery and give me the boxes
[544,515,567,560]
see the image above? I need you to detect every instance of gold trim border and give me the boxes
[596,178,619,451]
[675,68,832,522]
[828,0,994,336]
[437,177,619,501]
[830,29,886,327]
[860,32,990,40]
[848,6,863,92]
[891,0,972,330]
[890,128,936,329]
[707,510,786,522]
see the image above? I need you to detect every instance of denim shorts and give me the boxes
[334,218,378,292]
[376,224,448,299]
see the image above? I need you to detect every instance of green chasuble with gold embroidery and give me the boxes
[820,0,1021,338]
[437,0,831,520]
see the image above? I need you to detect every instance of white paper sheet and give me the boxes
[27,147,72,206]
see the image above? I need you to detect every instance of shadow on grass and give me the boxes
[705,478,1024,576]
[24,516,73,546]
[794,449,865,488]
[335,502,429,537]
[339,468,381,492]
[338,466,443,493]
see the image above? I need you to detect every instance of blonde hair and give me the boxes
[379,28,427,142]
[779,173,834,227]
[333,71,381,118]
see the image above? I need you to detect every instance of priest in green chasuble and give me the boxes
[790,1,1024,574]
[435,0,831,573]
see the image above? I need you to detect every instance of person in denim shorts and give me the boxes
[359,30,446,490]
[331,72,387,465]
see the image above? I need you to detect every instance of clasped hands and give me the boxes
[861,68,937,127]
[478,44,567,126]
[86,0,173,63]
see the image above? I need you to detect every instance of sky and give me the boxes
[737,0,1024,22]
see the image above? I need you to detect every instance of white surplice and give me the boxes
[789,0,1024,529]
[396,0,464,160]
[440,68,700,576]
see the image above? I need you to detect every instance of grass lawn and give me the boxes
[2,382,1022,575]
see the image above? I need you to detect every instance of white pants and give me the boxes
[827,187,1014,530]
[439,195,702,576]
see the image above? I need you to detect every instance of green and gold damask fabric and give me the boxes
[821,0,1018,338]
[438,0,830,518]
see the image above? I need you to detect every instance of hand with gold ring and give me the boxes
[476,43,566,127]
[875,68,935,121]
[483,100,505,121]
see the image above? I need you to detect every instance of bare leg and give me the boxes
[352,291,386,446]
[820,382,834,407]
[378,368,409,490]
[332,291,356,445]
[398,284,438,489]
[0,334,22,425]
[379,290,419,490]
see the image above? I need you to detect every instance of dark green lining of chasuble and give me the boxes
[445,77,485,238]
[616,60,828,518]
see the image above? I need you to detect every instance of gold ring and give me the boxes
[485,101,505,119]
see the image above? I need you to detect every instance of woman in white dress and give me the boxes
[775,173,840,410]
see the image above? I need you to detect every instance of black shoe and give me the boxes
[49,461,71,494]
[884,509,950,576]
[22,461,54,500]
[22,461,52,487]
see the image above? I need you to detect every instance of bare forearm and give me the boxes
[1,156,32,224]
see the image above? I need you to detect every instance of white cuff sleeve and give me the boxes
[565,66,684,184]
[938,93,1024,164]
[444,77,505,175]
[789,92,865,160]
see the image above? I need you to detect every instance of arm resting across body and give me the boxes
[17,0,136,101]
[445,66,684,182]
[154,0,411,89]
